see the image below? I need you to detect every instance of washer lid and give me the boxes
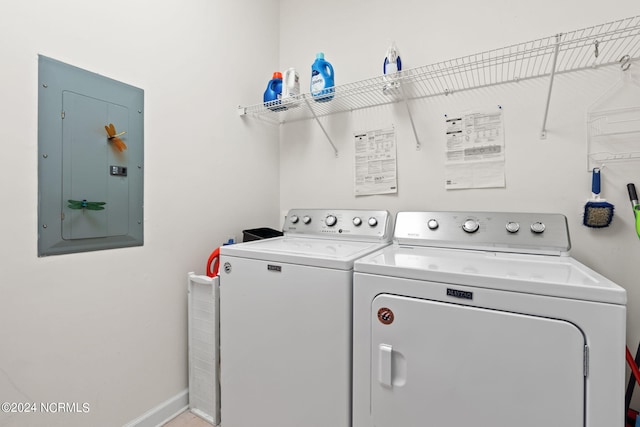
[354,245,626,304]
[221,236,391,270]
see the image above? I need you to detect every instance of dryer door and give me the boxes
[371,294,585,427]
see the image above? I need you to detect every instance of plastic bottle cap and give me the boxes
[316,52,325,59]
[272,72,283,79]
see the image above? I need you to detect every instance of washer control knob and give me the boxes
[427,219,439,230]
[353,217,363,226]
[325,215,337,227]
[368,217,378,227]
[462,219,480,233]
[530,222,546,233]
[506,221,520,233]
[290,215,299,224]
[302,215,312,225]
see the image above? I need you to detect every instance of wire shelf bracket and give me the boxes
[540,34,562,139]
[303,96,339,157]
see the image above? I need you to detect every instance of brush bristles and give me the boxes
[583,203,614,228]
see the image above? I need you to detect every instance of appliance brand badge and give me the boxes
[377,307,394,325]
[267,264,282,272]
[223,262,232,274]
[447,288,473,300]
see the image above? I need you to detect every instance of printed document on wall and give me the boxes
[445,107,505,190]
[354,127,397,196]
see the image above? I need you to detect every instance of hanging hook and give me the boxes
[593,40,600,58]
[620,54,631,71]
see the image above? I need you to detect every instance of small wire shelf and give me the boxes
[239,15,640,125]
[239,16,640,155]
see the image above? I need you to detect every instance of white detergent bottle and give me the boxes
[282,67,300,104]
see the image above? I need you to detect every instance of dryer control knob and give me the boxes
[427,219,439,230]
[302,215,312,224]
[530,222,546,233]
[325,215,337,227]
[368,217,378,227]
[353,217,363,226]
[506,221,520,233]
[290,215,299,224]
[462,219,480,233]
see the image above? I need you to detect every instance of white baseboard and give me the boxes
[123,389,189,427]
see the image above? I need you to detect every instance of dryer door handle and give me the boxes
[379,344,393,388]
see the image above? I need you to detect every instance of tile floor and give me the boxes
[163,410,213,427]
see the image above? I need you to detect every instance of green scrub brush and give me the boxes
[583,168,615,228]
[627,183,640,239]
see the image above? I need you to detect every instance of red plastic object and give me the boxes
[628,346,640,385]
[206,247,221,277]
[628,408,638,427]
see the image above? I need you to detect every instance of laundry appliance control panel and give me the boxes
[284,209,392,242]
[394,211,571,255]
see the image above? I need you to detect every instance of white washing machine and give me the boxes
[353,211,627,427]
[219,209,392,427]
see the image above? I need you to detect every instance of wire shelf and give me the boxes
[238,15,640,125]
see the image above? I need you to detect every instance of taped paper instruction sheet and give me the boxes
[445,107,505,190]
[354,127,397,196]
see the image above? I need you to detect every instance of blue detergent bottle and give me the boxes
[263,71,284,110]
[311,52,335,102]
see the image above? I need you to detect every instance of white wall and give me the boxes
[2,2,640,426]
[279,0,640,404]
[0,1,280,426]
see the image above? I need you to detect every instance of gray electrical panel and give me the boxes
[38,55,144,256]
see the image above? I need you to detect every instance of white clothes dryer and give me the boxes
[219,209,392,427]
[353,211,626,427]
